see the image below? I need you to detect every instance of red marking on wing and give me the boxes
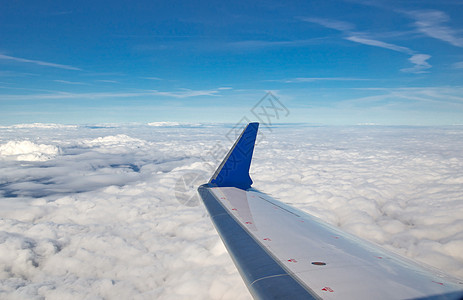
[263,238,271,241]
[245,222,252,224]
[231,208,237,211]
[432,281,444,286]
[322,287,334,292]
[287,259,297,263]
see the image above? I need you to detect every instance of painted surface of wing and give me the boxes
[198,123,463,299]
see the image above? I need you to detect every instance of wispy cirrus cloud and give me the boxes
[54,80,89,85]
[349,86,463,106]
[226,38,325,50]
[0,88,222,101]
[0,70,39,77]
[333,5,463,48]
[344,36,414,54]
[0,54,81,71]
[152,88,220,98]
[302,17,355,32]
[401,54,432,74]
[453,61,463,69]
[95,80,119,83]
[267,77,370,83]
[407,10,463,47]
[142,77,162,80]
[302,17,432,74]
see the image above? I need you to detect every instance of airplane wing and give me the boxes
[198,122,463,300]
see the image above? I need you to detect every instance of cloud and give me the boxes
[269,77,369,83]
[0,91,148,101]
[95,79,119,83]
[142,77,162,80]
[0,70,38,77]
[0,123,78,129]
[301,17,355,32]
[302,17,432,73]
[0,89,222,101]
[147,122,208,128]
[452,61,463,69]
[348,86,463,106]
[54,80,89,85]
[407,10,463,47]
[227,39,323,50]
[343,36,431,74]
[0,54,81,71]
[0,125,249,299]
[0,124,462,299]
[0,140,60,161]
[147,121,182,127]
[400,54,432,73]
[152,88,220,98]
[81,134,147,149]
[345,36,413,54]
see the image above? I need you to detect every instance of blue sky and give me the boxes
[1,0,462,125]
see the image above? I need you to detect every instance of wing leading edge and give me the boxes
[198,123,463,300]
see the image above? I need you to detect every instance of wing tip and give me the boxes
[208,122,259,190]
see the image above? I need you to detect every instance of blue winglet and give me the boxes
[209,122,259,190]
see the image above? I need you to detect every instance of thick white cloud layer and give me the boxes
[147,122,182,127]
[0,141,60,161]
[0,123,78,129]
[0,124,462,299]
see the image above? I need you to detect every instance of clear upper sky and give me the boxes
[1,0,462,125]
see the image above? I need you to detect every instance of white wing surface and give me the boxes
[198,123,463,300]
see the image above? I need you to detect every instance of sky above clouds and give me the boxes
[1,0,463,125]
